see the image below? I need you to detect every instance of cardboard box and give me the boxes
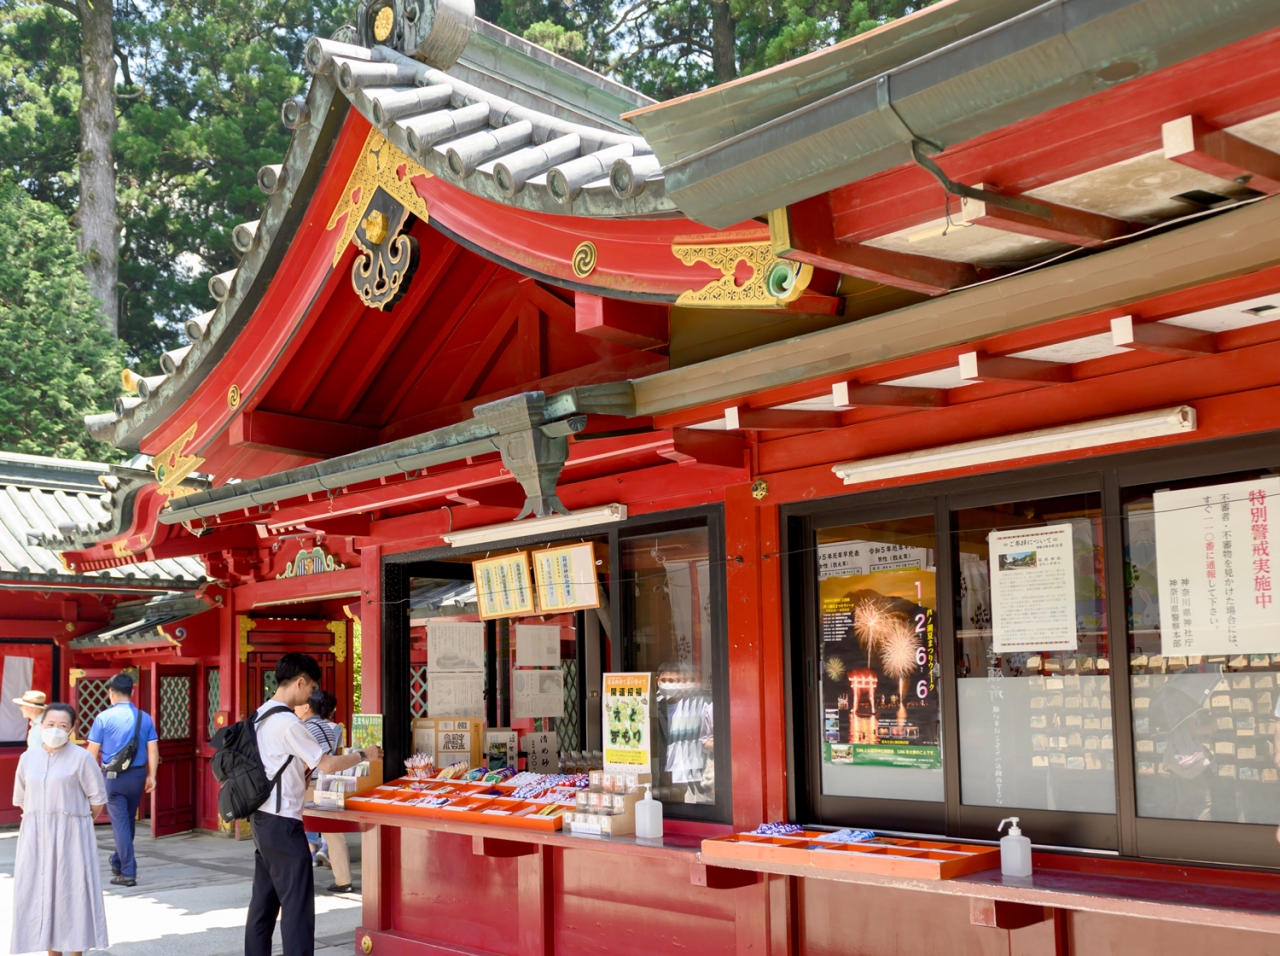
[412,717,483,769]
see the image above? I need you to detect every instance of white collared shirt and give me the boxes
[253,702,325,819]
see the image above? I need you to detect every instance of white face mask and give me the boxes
[41,727,70,749]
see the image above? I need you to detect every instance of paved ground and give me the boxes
[0,825,363,955]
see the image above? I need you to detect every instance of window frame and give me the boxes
[384,503,732,824]
[782,431,1280,867]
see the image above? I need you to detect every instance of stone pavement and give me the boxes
[0,824,363,955]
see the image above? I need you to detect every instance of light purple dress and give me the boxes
[11,743,110,953]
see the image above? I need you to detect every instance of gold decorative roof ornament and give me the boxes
[152,421,205,500]
[373,5,395,41]
[672,231,814,308]
[326,127,431,268]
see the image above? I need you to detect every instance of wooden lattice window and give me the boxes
[559,658,580,752]
[206,668,220,739]
[409,665,428,718]
[75,679,111,738]
[159,675,192,740]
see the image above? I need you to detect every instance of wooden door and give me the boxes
[197,664,223,831]
[150,663,197,836]
[238,617,350,726]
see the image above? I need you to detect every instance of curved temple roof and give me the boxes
[88,11,671,453]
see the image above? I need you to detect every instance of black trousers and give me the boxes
[246,811,315,956]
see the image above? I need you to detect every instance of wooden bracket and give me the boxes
[834,381,947,408]
[444,485,528,510]
[575,292,669,349]
[228,409,379,459]
[770,196,985,296]
[958,351,1071,385]
[658,429,748,471]
[969,898,1053,930]
[473,835,539,857]
[1163,115,1280,194]
[689,862,761,889]
[1111,314,1217,357]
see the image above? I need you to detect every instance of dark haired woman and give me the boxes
[294,689,353,892]
[11,702,109,956]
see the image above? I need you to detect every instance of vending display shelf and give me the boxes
[701,832,1001,880]
[341,779,573,830]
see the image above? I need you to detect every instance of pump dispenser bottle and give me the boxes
[997,817,1032,878]
[635,783,663,839]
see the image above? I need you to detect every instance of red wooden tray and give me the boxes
[346,785,571,831]
[701,832,1000,880]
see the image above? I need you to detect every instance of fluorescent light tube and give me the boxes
[832,406,1195,485]
[442,504,627,548]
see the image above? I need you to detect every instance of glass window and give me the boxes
[954,493,1116,814]
[621,524,719,808]
[814,516,943,803]
[1124,470,1280,825]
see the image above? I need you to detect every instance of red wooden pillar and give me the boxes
[360,544,382,714]
[723,483,788,830]
[218,601,236,721]
[724,483,794,956]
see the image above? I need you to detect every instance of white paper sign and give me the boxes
[818,540,930,580]
[990,523,1078,652]
[1154,477,1280,655]
[427,672,485,718]
[512,668,564,719]
[515,624,561,668]
[427,621,484,672]
[522,731,559,773]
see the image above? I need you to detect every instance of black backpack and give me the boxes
[210,705,296,820]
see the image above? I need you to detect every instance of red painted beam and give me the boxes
[229,409,378,459]
[834,382,948,408]
[1110,315,1217,357]
[1163,115,1280,194]
[574,292,668,349]
[962,185,1139,247]
[959,352,1072,385]
[772,196,983,296]
[727,407,843,431]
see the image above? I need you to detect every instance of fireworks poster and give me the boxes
[819,565,940,770]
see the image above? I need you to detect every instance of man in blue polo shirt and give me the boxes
[86,673,159,887]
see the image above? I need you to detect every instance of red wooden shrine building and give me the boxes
[0,451,209,827]
[61,0,1280,951]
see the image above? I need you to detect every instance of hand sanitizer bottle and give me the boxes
[635,783,663,839]
[997,817,1032,878]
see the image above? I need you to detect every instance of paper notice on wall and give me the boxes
[603,672,651,773]
[515,624,560,668]
[0,656,33,742]
[818,540,931,580]
[1154,476,1280,655]
[427,672,485,718]
[522,731,559,773]
[990,523,1078,653]
[512,668,564,719]
[427,621,484,672]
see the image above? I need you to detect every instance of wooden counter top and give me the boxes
[303,805,704,862]
[695,850,1280,934]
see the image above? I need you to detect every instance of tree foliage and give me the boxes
[0,179,126,460]
[0,0,932,385]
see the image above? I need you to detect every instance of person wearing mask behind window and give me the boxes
[10,703,109,956]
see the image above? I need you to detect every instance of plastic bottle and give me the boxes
[996,817,1032,878]
[635,782,664,839]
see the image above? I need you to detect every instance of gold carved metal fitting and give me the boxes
[152,422,205,500]
[326,128,431,269]
[672,231,813,308]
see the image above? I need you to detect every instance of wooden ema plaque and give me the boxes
[345,779,572,831]
[701,831,1001,880]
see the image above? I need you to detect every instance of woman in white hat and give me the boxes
[12,689,46,749]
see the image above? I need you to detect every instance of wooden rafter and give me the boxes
[1163,115,1280,194]
[1111,315,1217,357]
[958,352,1072,385]
[771,196,984,296]
[834,382,948,408]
